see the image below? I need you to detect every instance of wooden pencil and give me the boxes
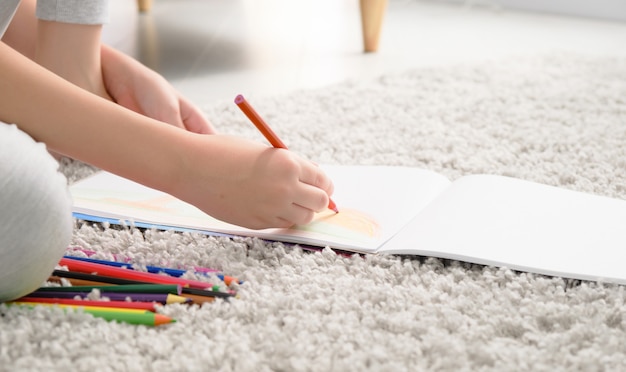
[11,303,175,326]
[234,94,339,213]
[52,270,235,299]
[17,297,159,311]
[63,255,241,285]
[35,283,182,294]
[178,293,216,305]
[59,257,215,290]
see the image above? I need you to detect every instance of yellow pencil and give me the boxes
[11,302,147,314]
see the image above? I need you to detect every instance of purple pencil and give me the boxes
[27,291,190,304]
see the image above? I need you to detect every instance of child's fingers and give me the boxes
[178,95,217,134]
[281,203,317,226]
[292,182,331,214]
[298,161,334,195]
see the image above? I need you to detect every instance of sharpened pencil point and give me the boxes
[328,199,339,213]
[153,314,176,326]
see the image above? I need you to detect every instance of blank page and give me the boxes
[380,175,626,284]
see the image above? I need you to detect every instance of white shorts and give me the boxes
[0,122,72,301]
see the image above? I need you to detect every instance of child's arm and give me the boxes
[2,0,214,134]
[100,44,215,134]
[0,42,333,229]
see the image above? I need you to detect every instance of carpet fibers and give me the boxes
[2,53,626,371]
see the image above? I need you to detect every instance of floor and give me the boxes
[103,0,626,105]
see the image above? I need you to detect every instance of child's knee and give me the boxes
[0,123,73,302]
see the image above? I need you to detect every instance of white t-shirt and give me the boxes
[0,0,109,38]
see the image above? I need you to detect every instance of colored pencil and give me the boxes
[11,301,149,314]
[35,284,182,295]
[51,270,235,299]
[88,309,175,326]
[16,297,159,311]
[59,257,215,290]
[11,303,174,326]
[62,255,240,285]
[179,285,232,298]
[46,280,231,303]
[175,293,216,305]
[234,94,339,213]
[48,275,124,287]
[52,270,139,285]
[66,247,221,274]
[26,291,191,304]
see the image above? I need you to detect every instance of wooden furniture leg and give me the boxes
[136,0,387,53]
[359,0,388,53]
[137,0,153,13]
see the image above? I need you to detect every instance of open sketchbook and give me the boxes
[70,165,626,284]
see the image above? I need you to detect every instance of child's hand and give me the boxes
[101,45,215,135]
[173,134,334,230]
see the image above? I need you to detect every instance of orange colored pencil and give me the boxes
[234,94,339,213]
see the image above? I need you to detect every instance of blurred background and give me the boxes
[103,0,626,104]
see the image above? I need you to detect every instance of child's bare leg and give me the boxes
[35,21,111,159]
[35,20,111,100]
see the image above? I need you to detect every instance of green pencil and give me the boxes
[34,284,182,295]
[83,308,176,326]
[10,304,176,326]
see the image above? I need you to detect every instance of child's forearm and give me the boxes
[0,41,189,192]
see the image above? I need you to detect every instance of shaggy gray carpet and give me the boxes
[2,53,626,371]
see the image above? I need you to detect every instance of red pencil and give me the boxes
[234,94,339,213]
[58,257,213,290]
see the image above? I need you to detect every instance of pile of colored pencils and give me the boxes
[9,253,239,327]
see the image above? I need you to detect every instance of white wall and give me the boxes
[102,0,138,56]
[430,0,626,22]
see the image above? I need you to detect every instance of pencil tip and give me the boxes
[154,314,176,326]
[328,199,339,213]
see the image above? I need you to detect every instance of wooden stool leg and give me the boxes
[137,0,153,13]
[359,0,388,53]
